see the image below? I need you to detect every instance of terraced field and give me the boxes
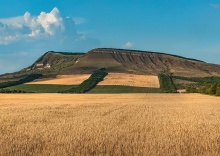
[1,94,220,155]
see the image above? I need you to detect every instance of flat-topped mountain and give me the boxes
[2,48,220,78]
[77,48,220,77]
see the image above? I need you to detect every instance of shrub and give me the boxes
[197,87,206,94]
[216,83,220,96]
[172,76,220,84]
[192,82,220,96]
[158,74,177,93]
[205,83,218,95]
[186,87,197,93]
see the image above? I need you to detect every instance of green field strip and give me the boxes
[88,85,161,93]
[6,84,77,93]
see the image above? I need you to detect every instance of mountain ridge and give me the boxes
[1,48,220,78]
[89,48,205,63]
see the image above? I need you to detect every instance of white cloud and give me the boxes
[210,4,219,9]
[0,7,100,74]
[0,16,24,27]
[0,7,66,44]
[36,7,64,35]
[0,7,97,45]
[123,42,134,49]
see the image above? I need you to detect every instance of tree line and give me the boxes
[158,73,177,93]
[0,89,34,93]
[172,76,220,84]
[0,74,43,89]
[187,82,220,96]
[62,69,108,93]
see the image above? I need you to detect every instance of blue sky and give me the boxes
[0,0,220,74]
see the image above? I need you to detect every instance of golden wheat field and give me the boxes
[1,93,220,155]
[98,73,160,88]
[26,74,90,85]
[27,73,160,88]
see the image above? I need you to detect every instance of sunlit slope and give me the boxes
[27,74,90,85]
[98,73,160,88]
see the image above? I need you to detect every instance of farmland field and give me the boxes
[5,84,159,93]
[89,85,160,93]
[98,73,160,88]
[27,74,90,85]
[1,94,220,155]
[26,73,160,88]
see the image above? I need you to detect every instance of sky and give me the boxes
[0,0,220,74]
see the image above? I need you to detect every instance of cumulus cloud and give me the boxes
[123,42,134,49]
[0,7,100,74]
[0,7,99,47]
[0,7,70,44]
[36,7,64,35]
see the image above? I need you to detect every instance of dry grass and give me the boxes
[98,73,160,88]
[26,74,90,85]
[1,94,220,155]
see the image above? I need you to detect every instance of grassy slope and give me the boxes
[6,84,75,93]
[89,85,160,93]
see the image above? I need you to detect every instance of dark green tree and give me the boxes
[216,83,220,96]
[206,83,218,95]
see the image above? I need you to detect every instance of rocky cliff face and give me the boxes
[73,48,220,77]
